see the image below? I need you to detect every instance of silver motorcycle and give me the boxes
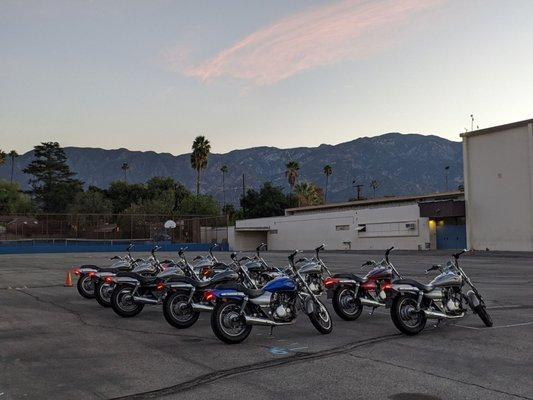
[389,249,493,335]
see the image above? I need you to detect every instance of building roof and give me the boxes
[285,191,464,215]
[460,118,533,138]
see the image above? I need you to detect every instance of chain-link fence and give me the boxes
[0,213,229,245]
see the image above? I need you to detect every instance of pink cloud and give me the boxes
[176,0,444,86]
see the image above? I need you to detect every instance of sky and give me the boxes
[1,0,533,155]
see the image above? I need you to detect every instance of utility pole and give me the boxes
[242,173,246,218]
[470,114,474,132]
[445,166,450,191]
[352,180,364,200]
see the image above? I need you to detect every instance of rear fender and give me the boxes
[112,277,139,286]
[212,289,246,301]
[166,282,194,290]
[79,267,98,274]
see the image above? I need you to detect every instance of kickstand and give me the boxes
[369,307,376,316]
[270,326,275,336]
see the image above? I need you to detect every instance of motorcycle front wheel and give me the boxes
[308,299,333,334]
[111,285,144,318]
[211,300,252,344]
[163,290,200,329]
[76,274,95,299]
[474,304,493,327]
[390,294,427,335]
[332,286,363,321]
[95,281,113,307]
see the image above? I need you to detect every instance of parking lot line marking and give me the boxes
[455,321,533,330]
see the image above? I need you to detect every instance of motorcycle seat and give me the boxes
[116,271,157,285]
[394,278,433,292]
[98,265,131,273]
[333,273,367,283]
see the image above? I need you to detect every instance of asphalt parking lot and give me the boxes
[0,250,532,400]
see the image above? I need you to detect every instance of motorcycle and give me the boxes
[162,249,259,329]
[73,244,138,299]
[109,246,183,317]
[236,243,286,287]
[207,249,333,344]
[324,247,400,320]
[389,249,493,335]
[294,244,332,296]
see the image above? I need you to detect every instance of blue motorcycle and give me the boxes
[207,250,333,344]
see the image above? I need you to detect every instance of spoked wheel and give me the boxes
[76,274,95,299]
[163,290,200,329]
[211,301,252,344]
[391,294,427,335]
[111,285,144,318]
[95,281,114,307]
[332,287,363,321]
[474,303,493,327]
[308,299,333,334]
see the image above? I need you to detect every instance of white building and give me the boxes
[229,192,465,251]
[462,118,533,251]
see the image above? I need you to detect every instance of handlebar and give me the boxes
[453,249,466,259]
[151,245,161,256]
[360,260,374,270]
[425,264,441,274]
[385,246,394,262]
[288,250,302,262]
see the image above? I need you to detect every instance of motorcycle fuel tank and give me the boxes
[430,271,463,287]
[298,261,322,275]
[263,277,297,292]
[210,269,239,284]
[365,266,391,280]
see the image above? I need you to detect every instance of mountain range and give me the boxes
[0,133,463,205]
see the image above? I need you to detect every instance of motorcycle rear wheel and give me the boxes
[211,300,252,344]
[332,287,363,321]
[390,294,426,335]
[111,285,144,318]
[308,299,333,334]
[77,274,95,299]
[474,304,493,327]
[163,290,200,329]
[95,281,113,307]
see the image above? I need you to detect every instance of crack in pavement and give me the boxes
[108,333,402,400]
[347,353,532,400]
[14,289,210,341]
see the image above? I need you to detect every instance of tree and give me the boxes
[220,165,228,210]
[107,181,146,213]
[370,180,380,198]
[0,181,34,213]
[8,150,19,183]
[323,164,332,203]
[240,182,294,218]
[69,189,113,214]
[0,150,5,168]
[190,136,211,195]
[285,161,300,192]
[294,182,323,207]
[23,142,83,212]
[180,194,219,216]
[121,162,129,182]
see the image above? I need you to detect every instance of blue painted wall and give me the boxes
[0,241,229,254]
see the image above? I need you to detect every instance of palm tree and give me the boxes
[323,165,332,203]
[285,161,300,192]
[220,165,228,209]
[121,162,129,182]
[0,150,6,168]
[8,150,19,183]
[294,182,322,207]
[191,135,211,195]
[370,179,380,198]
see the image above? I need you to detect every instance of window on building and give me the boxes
[335,225,350,231]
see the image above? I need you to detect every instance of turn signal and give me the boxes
[203,290,215,302]
[324,277,340,289]
[156,282,166,291]
[72,268,80,276]
[381,283,393,291]
[104,276,113,284]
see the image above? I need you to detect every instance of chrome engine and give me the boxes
[270,292,295,322]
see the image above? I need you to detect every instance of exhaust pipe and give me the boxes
[423,310,465,319]
[360,298,383,307]
[132,296,158,305]
[244,316,294,326]
[192,303,213,312]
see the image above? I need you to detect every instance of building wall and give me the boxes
[463,122,533,251]
[230,203,432,251]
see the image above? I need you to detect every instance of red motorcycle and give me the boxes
[324,247,401,320]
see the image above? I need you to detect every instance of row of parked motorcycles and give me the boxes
[73,244,493,344]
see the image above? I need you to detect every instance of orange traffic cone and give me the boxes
[64,271,73,287]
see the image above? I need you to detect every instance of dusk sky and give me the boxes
[2,0,533,155]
